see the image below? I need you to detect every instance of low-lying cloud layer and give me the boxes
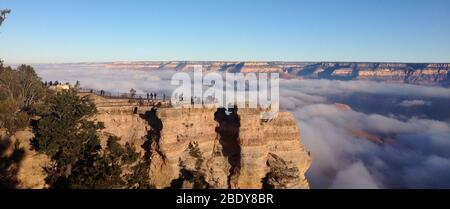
[280,79,450,189]
[35,65,179,95]
[34,65,450,188]
[281,79,450,99]
[292,103,450,188]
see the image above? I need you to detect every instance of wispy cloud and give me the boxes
[398,100,431,107]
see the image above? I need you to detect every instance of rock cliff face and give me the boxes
[2,95,311,189]
[98,61,450,85]
[93,105,311,189]
[0,129,50,189]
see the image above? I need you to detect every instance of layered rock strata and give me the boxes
[95,105,311,189]
[96,61,450,85]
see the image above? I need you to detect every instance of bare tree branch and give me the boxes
[0,9,11,27]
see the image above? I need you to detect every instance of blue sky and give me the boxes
[1,0,450,63]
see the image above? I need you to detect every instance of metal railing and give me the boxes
[77,88,167,101]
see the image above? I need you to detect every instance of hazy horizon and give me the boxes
[6,60,450,66]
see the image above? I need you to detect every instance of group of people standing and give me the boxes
[146,92,166,101]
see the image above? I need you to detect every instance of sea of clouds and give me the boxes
[34,65,450,189]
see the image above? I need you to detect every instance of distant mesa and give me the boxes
[334,103,352,111]
[351,129,396,145]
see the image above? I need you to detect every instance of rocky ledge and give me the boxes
[95,105,311,189]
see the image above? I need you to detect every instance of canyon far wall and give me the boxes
[94,99,311,189]
[95,61,450,86]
